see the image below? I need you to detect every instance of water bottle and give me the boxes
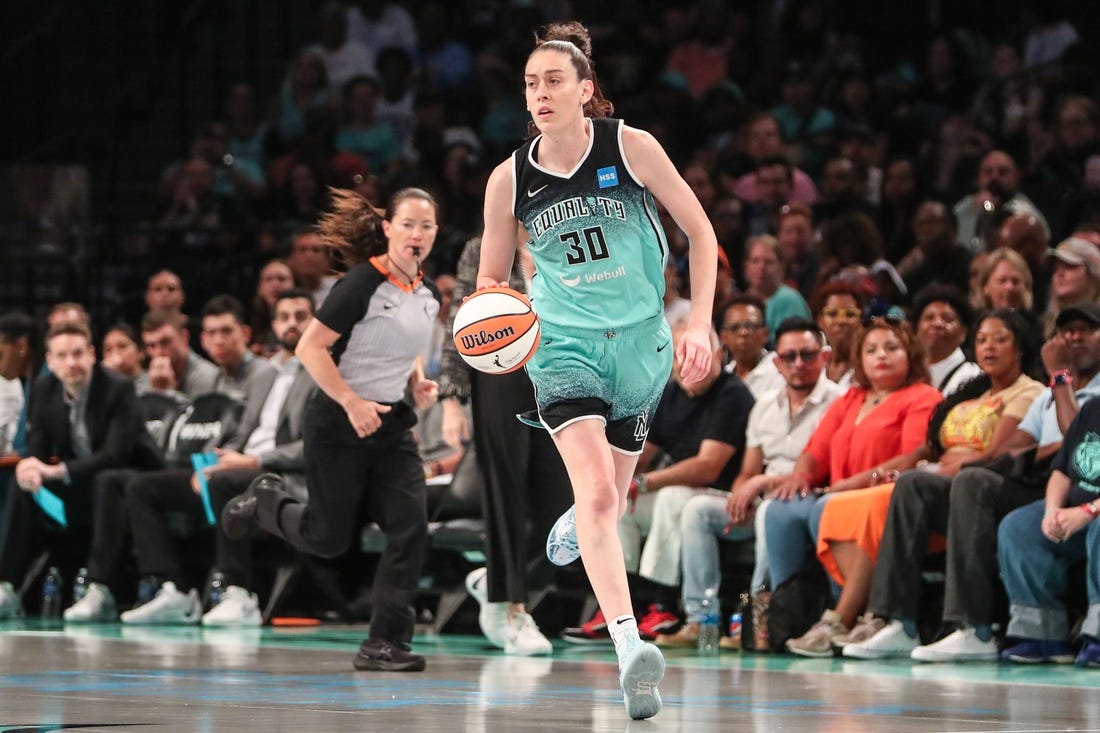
[72,567,89,603]
[697,587,720,655]
[727,611,743,650]
[206,571,227,608]
[41,567,63,618]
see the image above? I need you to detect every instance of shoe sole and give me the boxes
[478,606,507,649]
[353,655,426,672]
[911,651,997,662]
[1005,654,1075,664]
[842,646,913,659]
[621,644,664,720]
[786,644,836,658]
[546,508,580,566]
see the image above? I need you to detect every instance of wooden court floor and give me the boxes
[2,620,1100,732]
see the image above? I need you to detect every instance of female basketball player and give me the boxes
[477,22,718,719]
[223,187,441,672]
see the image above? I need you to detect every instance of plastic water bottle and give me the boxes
[206,571,227,608]
[698,587,720,655]
[727,611,743,650]
[72,567,89,603]
[41,567,63,618]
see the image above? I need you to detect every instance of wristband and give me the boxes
[1081,502,1099,518]
[1050,370,1073,388]
[634,473,649,495]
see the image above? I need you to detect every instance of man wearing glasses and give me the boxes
[655,318,843,647]
[718,295,784,398]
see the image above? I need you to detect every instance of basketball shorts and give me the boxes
[523,313,672,454]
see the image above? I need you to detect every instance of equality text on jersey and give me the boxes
[529,196,627,239]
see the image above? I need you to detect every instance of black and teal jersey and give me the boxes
[512,117,668,330]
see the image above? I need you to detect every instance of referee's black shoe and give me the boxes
[353,637,427,672]
[221,472,283,541]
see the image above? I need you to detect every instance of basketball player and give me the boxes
[222,187,441,672]
[477,22,718,719]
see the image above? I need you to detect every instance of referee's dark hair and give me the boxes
[319,187,439,266]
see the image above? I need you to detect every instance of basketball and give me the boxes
[452,286,540,374]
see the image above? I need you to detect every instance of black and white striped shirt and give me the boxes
[317,257,441,403]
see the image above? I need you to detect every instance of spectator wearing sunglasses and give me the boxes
[912,285,983,396]
[809,280,870,388]
[762,317,942,655]
[654,319,844,648]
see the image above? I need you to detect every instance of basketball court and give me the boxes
[3,619,1099,731]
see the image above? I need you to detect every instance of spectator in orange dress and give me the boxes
[762,313,943,656]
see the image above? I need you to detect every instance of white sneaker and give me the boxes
[63,582,117,622]
[464,567,507,648]
[546,505,580,566]
[503,612,553,656]
[619,642,664,720]
[0,581,23,620]
[202,586,262,627]
[120,582,202,625]
[843,620,918,659]
[910,627,997,662]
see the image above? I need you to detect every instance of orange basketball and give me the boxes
[452,286,540,374]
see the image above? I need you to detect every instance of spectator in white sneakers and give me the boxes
[104,291,315,627]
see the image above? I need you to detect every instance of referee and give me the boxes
[224,187,441,672]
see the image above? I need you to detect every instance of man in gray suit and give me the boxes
[63,291,316,626]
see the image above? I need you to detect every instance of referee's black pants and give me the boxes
[259,395,427,646]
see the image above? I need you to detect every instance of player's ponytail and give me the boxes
[533,21,614,120]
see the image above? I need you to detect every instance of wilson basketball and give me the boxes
[452,286,540,374]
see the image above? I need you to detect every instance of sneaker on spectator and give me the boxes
[1000,639,1075,664]
[833,612,886,648]
[465,567,507,648]
[637,604,680,640]
[619,641,664,720]
[655,622,699,648]
[503,612,553,656]
[0,581,24,620]
[1075,639,1100,668]
[561,608,611,645]
[910,627,997,662]
[63,582,116,623]
[202,586,261,627]
[120,582,202,625]
[353,637,426,672]
[546,505,580,566]
[786,609,846,657]
[842,619,918,659]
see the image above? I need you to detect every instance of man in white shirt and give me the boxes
[912,285,983,396]
[954,150,1048,252]
[656,318,843,646]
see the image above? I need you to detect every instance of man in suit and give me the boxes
[0,322,161,619]
[63,290,316,626]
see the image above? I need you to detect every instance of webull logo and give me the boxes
[461,326,515,351]
[584,265,626,283]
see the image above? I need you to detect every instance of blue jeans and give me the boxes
[679,494,754,623]
[763,493,830,588]
[998,499,1100,640]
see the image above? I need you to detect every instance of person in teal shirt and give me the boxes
[744,234,812,342]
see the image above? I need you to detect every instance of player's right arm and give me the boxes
[478,160,520,289]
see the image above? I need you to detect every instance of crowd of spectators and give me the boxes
[1,0,1099,667]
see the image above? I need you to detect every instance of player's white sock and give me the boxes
[609,614,641,665]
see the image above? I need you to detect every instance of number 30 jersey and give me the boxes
[512,117,669,330]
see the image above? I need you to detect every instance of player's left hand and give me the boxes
[676,322,712,384]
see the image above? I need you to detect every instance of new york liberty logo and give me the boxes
[1073,431,1100,494]
[634,408,650,443]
